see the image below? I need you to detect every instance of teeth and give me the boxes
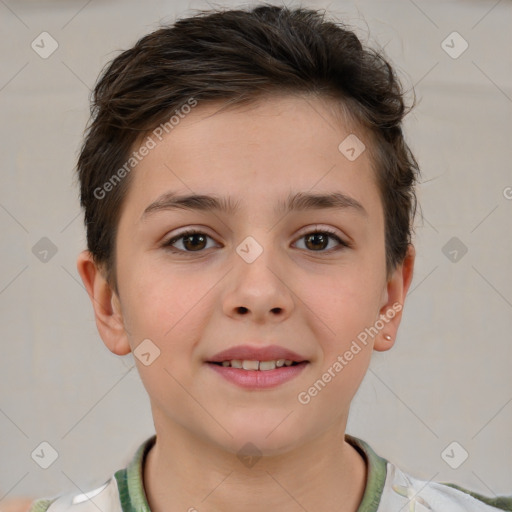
[242,360,260,370]
[218,359,298,370]
[259,360,276,371]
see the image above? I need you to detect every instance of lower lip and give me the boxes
[206,362,308,389]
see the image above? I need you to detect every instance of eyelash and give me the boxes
[162,227,352,254]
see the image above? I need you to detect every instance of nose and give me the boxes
[222,241,295,324]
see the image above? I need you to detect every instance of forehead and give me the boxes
[121,94,381,223]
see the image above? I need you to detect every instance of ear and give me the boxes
[76,250,131,356]
[373,244,415,352]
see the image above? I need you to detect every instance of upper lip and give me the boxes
[207,344,308,363]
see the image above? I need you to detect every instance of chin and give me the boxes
[214,417,306,457]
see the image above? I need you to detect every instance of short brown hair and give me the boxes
[76,4,420,295]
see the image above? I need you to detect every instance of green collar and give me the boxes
[346,434,388,512]
[114,434,388,512]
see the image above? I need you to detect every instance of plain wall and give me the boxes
[1,0,511,503]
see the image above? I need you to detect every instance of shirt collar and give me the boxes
[115,434,388,512]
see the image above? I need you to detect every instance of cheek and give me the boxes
[297,264,384,340]
[123,272,208,397]
[123,260,210,338]
[296,338,373,425]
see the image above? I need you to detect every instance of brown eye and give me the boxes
[163,228,350,254]
[181,233,207,251]
[304,233,330,251]
[164,230,215,252]
[295,229,350,252]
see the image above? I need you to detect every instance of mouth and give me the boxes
[207,359,305,370]
[205,344,310,389]
[206,359,309,389]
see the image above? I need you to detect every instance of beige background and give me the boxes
[1,0,511,503]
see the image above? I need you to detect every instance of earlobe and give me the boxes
[374,244,415,352]
[76,250,132,356]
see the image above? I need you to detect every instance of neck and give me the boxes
[142,415,367,512]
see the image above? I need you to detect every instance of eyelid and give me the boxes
[295,224,352,249]
[296,224,343,238]
[163,227,218,249]
[162,224,352,252]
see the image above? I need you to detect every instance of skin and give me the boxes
[77,94,415,512]
[0,498,35,512]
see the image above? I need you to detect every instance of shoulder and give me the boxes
[347,435,511,512]
[27,477,123,512]
[379,461,512,511]
[27,499,57,512]
[25,436,155,512]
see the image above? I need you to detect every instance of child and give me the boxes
[28,4,511,512]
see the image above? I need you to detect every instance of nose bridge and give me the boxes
[228,202,277,263]
[234,230,281,284]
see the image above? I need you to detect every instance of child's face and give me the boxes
[78,94,414,454]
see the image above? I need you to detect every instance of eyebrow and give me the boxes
[140,190,367,221]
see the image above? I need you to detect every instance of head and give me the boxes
[77,5,418,455]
